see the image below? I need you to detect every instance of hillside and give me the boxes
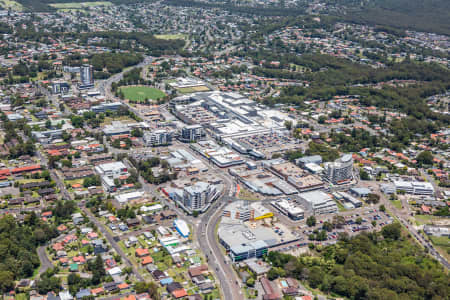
[334,0,450,35]
[15,0,139,11]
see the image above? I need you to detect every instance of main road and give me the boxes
[359,180,449,269]
[99,56,244,298]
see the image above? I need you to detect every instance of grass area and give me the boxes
[0,0,22,10]
[430,235,450,249]
[429,235,450,261]
[15,294,27,300]
[49,1,112,9]
[414,214,435,225]
[391,200,402,209]
[100,115,136,126]
[289,63,310,73]
[155,34,187,40]
[238,187,260,201]
[177,86,210,94]
[65,178,84,187]
[17,178,45,184]
[120,86,166,102]
[336,201,348,212]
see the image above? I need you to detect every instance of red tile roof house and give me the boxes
[52,243,64,251]
[57,224,68,232]
[87,232,98,240]
[421,204,431,214]
[167,282,188,299]
[73,256,86,264]
[11,164,41,174]
[91,287,104,296]
[135,248,150,257]
[42,211,53,218]
[62,234,77,245]
[118,283,130,291]
[260,277,282,300]
[141,256,153,266]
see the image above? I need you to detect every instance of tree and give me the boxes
[0,271,14,293]
[332,215,346,229]
[306,216,316,227]
[416,151,433,165]
[379,204,386,212]
[360,169,370,180]
[284,120,293,130]
[367,193,380,204]
[322,221,333,232]
[246,277,255,287]
[267,267,285,280]
[381,223,401,240]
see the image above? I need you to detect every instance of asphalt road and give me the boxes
[37,245,53,275]
[359,180,449,269]
[199,197,243,300]
[81,206,145,281]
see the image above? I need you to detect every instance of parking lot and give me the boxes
[272,207,394,253]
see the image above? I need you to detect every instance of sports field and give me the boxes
[120,86,166,102]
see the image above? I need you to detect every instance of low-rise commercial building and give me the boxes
[271,199,305,220]
[297,190,338,215]
[393,180,434,195]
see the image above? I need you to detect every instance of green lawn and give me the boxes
[155,34,187,40]
[430,235,450,248]
[15,294,27,300]
[336,201,348,212]
[17,178,45,184]
[391,200,402,209]
[120,86,166,102]
[429,235,450,261]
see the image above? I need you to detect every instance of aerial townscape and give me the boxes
[0,0,449,299]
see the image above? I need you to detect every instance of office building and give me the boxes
[271,199,305,220]
[324,154,353,184]
[163,181,221,213]
[95,161,129,192]
[91,102,122,113]
[180,125,205,142]
[79,64,94,89]
[222,200,273,221]
[296,155,322,167]
[265,160,324,192]
[103,121,131,136]
[297,190,338,215]
[52,81,70,94]
[218,216,300,262]
[191,140,245,168]
[338,191,363,208]
[393,181,434,195]
[183,181,217,211]
[143,130,172,146]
